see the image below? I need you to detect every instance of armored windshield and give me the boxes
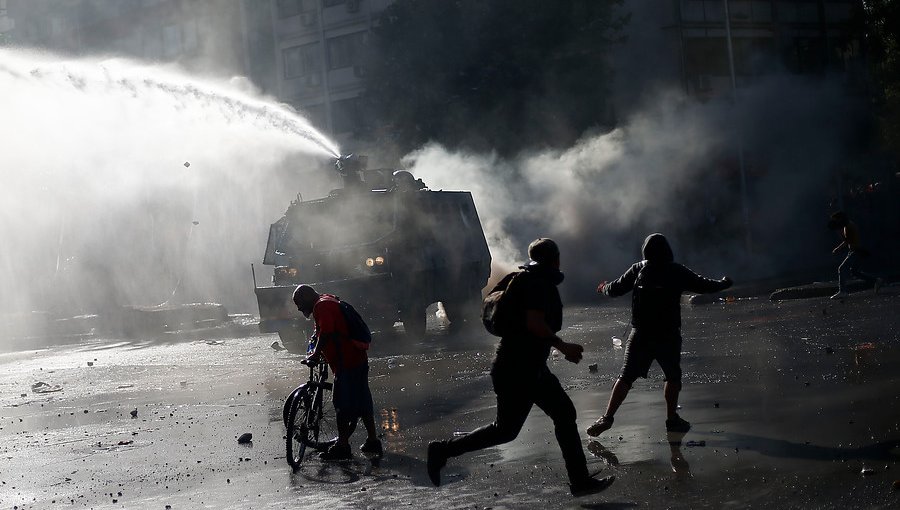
[266,192,397,264]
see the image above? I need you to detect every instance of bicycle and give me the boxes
[283,355,339,469]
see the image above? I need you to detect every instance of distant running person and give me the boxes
[828,211,883,299]
[587,233,731,437]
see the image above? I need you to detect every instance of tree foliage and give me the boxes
[863,0,900,161]
[362,0,626,156]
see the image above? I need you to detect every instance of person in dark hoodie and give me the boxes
[587,233,732,436]
[427,238,615,498]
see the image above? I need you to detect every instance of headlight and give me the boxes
[275,266,299,278]
[375,256,385,266]
[365,258,375,267]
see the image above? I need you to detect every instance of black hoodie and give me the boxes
[602,233,730,331]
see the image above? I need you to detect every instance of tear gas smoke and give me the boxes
[0,49,340,331]
[403,76,863,299]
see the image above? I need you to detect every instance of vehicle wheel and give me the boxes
[443,294,483,329]
[369,315,397,334]
[285,389,310,469]
[401,303,427,338]
[278,322,310,353]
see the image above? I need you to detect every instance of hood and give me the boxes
[641,233,674,263]
[520,260,565,286]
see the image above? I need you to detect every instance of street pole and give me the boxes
[723,0,752,253]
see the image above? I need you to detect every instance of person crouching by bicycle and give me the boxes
[427,238,615,497]
[292,284,382,461]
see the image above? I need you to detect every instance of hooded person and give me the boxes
[426,238,616,498]
[587,233,732,437]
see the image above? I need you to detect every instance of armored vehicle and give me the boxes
[253,155,491,345]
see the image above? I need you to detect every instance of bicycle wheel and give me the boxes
[304,386,339,451]
[285,389,311,469]
[282,385,306,429]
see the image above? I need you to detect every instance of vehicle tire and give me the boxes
[285,388,310,469]
[278,322,310,353]
[401,303,427,338]
[443,293,483,329]
[305,388,339,451]
[369,315,397,334]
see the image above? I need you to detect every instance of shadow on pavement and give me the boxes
[712,433,900,462]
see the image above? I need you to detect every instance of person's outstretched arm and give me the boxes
[677,264,733,294]
[599,263,642,297]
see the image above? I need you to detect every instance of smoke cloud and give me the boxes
[402,75,864,300]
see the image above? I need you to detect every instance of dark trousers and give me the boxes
[444,365,589,484]
[838,251,878,292]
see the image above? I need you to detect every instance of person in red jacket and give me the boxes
[292,284,382,461]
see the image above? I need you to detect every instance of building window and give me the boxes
[680,0,705,22]
[327,31,366,70]
[143,29,162,59]
[278,0,301,18]
[331,96,361,134]
[183,20,198,52]
[323,0,345,7]
[729,0,751,21]
[162,24,182,58]
[279,0,317,18]
[301,103,327,130]
[750,1,772,22]
[284,42,322,82]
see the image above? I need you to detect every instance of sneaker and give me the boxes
[360,438,383,457]
[874,278,884,294]
[665,414,691,433]
[570,474,616,497]
[586,415,614,437]
[426,441,447,487]
[318,443,352,462]
[830,291,849,300]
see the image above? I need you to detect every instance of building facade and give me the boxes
[670,0,863,99]
[0,0,275,92]
[271,0,393,142]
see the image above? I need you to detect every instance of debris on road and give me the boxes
[685,440,706,447]
[588,363,598,373]
[238,432,252,444]
[271,341,285,351]
[130,408,138,418]
[31,381,63,393]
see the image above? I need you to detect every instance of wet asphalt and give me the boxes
[1,287,899,509]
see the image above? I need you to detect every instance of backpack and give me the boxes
[339,300,372,350]
[481,271,522,337]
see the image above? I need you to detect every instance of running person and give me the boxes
[427,238,615,497]
[828,211,884,299]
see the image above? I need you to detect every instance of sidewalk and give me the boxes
[686,275,894,304]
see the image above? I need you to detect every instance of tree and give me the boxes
[862,0,900,162]
[362,0,626,156]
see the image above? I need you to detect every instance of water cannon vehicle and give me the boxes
[253,154,491,345]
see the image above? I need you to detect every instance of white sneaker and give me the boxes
[830,291,849,300]
[874,278,884,294]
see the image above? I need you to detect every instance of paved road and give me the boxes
[2,289,899,509]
